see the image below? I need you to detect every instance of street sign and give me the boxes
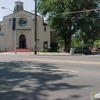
[37,39,40,41]
[0,32,4,36]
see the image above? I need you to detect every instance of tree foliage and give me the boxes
[38,0,100,51]
[71,34,83,47]
[94,40,100,48]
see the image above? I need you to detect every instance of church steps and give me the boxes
[9,48,33,52]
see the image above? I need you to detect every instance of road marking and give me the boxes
[23,58,100,65]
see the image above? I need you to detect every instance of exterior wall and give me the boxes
[0,20,9,49]
[16,11,35,50]
[16,30,31,49]
[0,10,50,51]
[17,11,34,30]
[0,23,5,48]
[37,16,50,50]
[1,17,14,50]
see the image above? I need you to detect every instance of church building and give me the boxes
[0,1,50,52]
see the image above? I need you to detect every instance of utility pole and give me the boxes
[34,0,37,54]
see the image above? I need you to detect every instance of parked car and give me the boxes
[74,47,82,53]
[74,46,92,55]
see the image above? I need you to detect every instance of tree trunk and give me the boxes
[64,39,67,51]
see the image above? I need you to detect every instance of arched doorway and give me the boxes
[19,34,26,48]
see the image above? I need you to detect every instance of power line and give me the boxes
[51,16,100,19]
[1,16,100,26]
[1,8,100,25]
[49,8,100,17]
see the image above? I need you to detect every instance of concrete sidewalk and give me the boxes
[0,51,99,56]
[0,52,83,56]
[0,52,69,55]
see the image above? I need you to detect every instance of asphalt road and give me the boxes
[0,54,100,100]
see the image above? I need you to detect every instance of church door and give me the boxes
[19,34,26,48]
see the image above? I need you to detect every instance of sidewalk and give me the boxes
[0,52,32,55]
[0,51,100,56]
[0,52,83,56]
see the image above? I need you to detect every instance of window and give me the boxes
[0,27,1,31]
[44,27,46,32]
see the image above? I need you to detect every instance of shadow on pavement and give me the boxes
[0,61,92,100]
[55,94,82,100]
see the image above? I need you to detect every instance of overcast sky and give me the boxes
[0,0,35,21]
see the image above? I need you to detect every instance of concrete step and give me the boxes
[9,48,33,52]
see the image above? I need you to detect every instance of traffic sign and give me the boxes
[37,39,40,41]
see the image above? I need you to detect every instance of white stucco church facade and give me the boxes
[0,1,50,51]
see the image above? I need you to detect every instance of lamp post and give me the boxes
[34,0,37,55]
[1,7,17,54]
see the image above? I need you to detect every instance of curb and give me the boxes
[0,52,99,56]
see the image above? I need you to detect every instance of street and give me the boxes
[0,54,100,100]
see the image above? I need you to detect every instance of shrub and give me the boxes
[50,43,58,52]
[40,49,46,52]
[48,47,52,52]
[94,40,100,48]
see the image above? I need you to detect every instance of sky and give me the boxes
[0,0,35,21]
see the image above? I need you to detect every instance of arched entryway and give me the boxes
[19,34,26,48]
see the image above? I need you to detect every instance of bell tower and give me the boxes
[14,1,24,12]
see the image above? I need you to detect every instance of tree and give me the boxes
[71,34,83,47]
[78,13,100,46]
[57,37,64,50]
[94,40,100,48]
[38,0,100,51]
